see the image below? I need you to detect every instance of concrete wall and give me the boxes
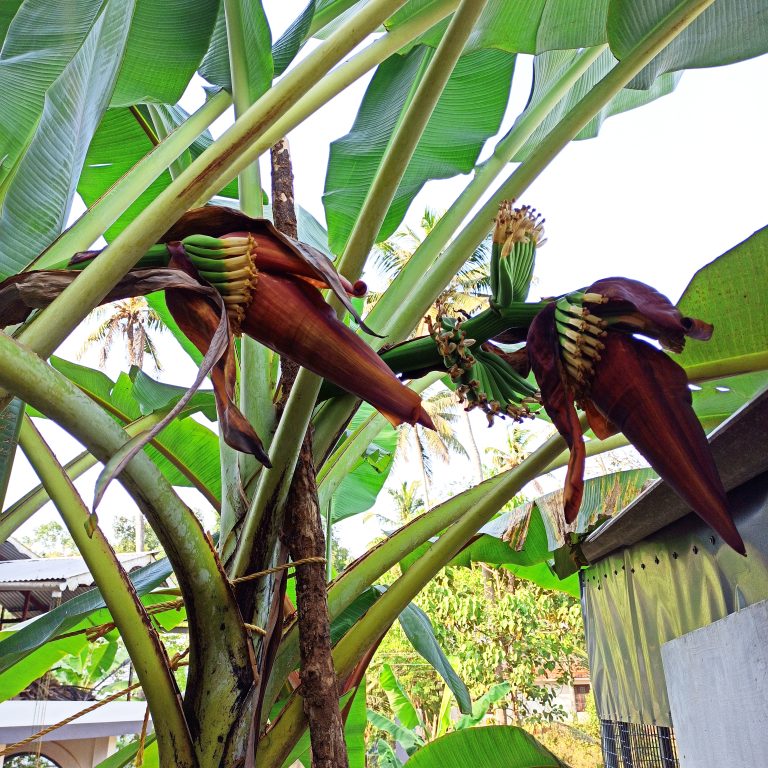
[661,599,768,768]
[0,736,115,768]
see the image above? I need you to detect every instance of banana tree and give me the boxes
[1,0,767,766]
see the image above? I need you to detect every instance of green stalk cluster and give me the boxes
[427,311,538,425]
[554,291,608,388]
[469,347,539,422]
[490,201,546,308]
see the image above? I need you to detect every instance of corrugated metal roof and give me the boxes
[0,553,155,591]
[0,538,36,562]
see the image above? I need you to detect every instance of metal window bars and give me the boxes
[601,720,679,768]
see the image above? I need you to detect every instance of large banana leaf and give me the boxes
[0,0,135,279]
[109,0,219,107]
[74,104,238,247]
[453,682,511,729]
[37,359,222,503]
[95,734,158,768]
[399,470,656,596]
[272,0,316,75]
[323,46,515,254]
[405,725,568,768]
[398,601,472,713]
[608,0,768,89]
[330,404,398,523]
[0,0,107,194]
[677,225,768,415]
[327,585,470,711]
[0,1,23,43]
[198,0,273,96]
[379,663,422,729]
[0,398,23,509]
[0,0,221,279]
[368,709,425,754]
[678,224,768,370]
[511,48,680,161]
[388,0,609,55]
[278,683,366,768]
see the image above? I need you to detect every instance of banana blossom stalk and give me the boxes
[527,277,745,555]
[0,207,434,470]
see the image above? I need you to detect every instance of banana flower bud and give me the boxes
[527,277,745,555]
[490,201,546,308]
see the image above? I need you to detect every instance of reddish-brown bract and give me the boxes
[528,278,745,554]
[239,271,433,430]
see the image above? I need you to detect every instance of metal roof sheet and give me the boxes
[0,553,155,592]
[0,538,36,562]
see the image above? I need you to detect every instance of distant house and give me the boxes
[0,544,155,626]
[0,544,160,767]
[579,389,768,768]
[0,701,152,768]
[533,664,592,723]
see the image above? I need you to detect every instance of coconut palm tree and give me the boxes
[80,297,164,371]
[386,481,425,525]
[79,297,165,551]
[368,208,492,329]
[396,386,469,508]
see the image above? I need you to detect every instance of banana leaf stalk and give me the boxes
[527,277,745,555]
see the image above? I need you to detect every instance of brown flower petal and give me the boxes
[161,206,374,333]
[242,272,434,430]
[527,304,585,522]
[588,333,745,555]
[588,277,713,351]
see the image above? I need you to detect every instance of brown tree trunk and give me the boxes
[285,434,349,768]
[271,138,349,768]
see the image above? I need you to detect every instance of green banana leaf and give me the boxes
[376,738,404,768]
[331,404,398,523]
[380,663,422,729]
[0,0,135,279]
[0,556,172,675]
[74,103,239,247]
[453,682,511,730]
[327,585,470,713]
[388,0,609,56]
[0,0,220,279]
[397,602,472,714]
[199,0,273,96]
[95,734,158,768]
[608,0,768,89]
[323,46,515,254]
[35,359,222,503]
[0,2,23,43]
[272,0,316,75]
[277,685,362,768]
[678,224,768,370]
[511,48,680,161]
[0,398,23,509]
[367,708,425,754]
[405,725,568,768]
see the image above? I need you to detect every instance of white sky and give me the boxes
[7,10,768,557]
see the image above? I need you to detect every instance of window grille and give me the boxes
[600,720,678,768]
